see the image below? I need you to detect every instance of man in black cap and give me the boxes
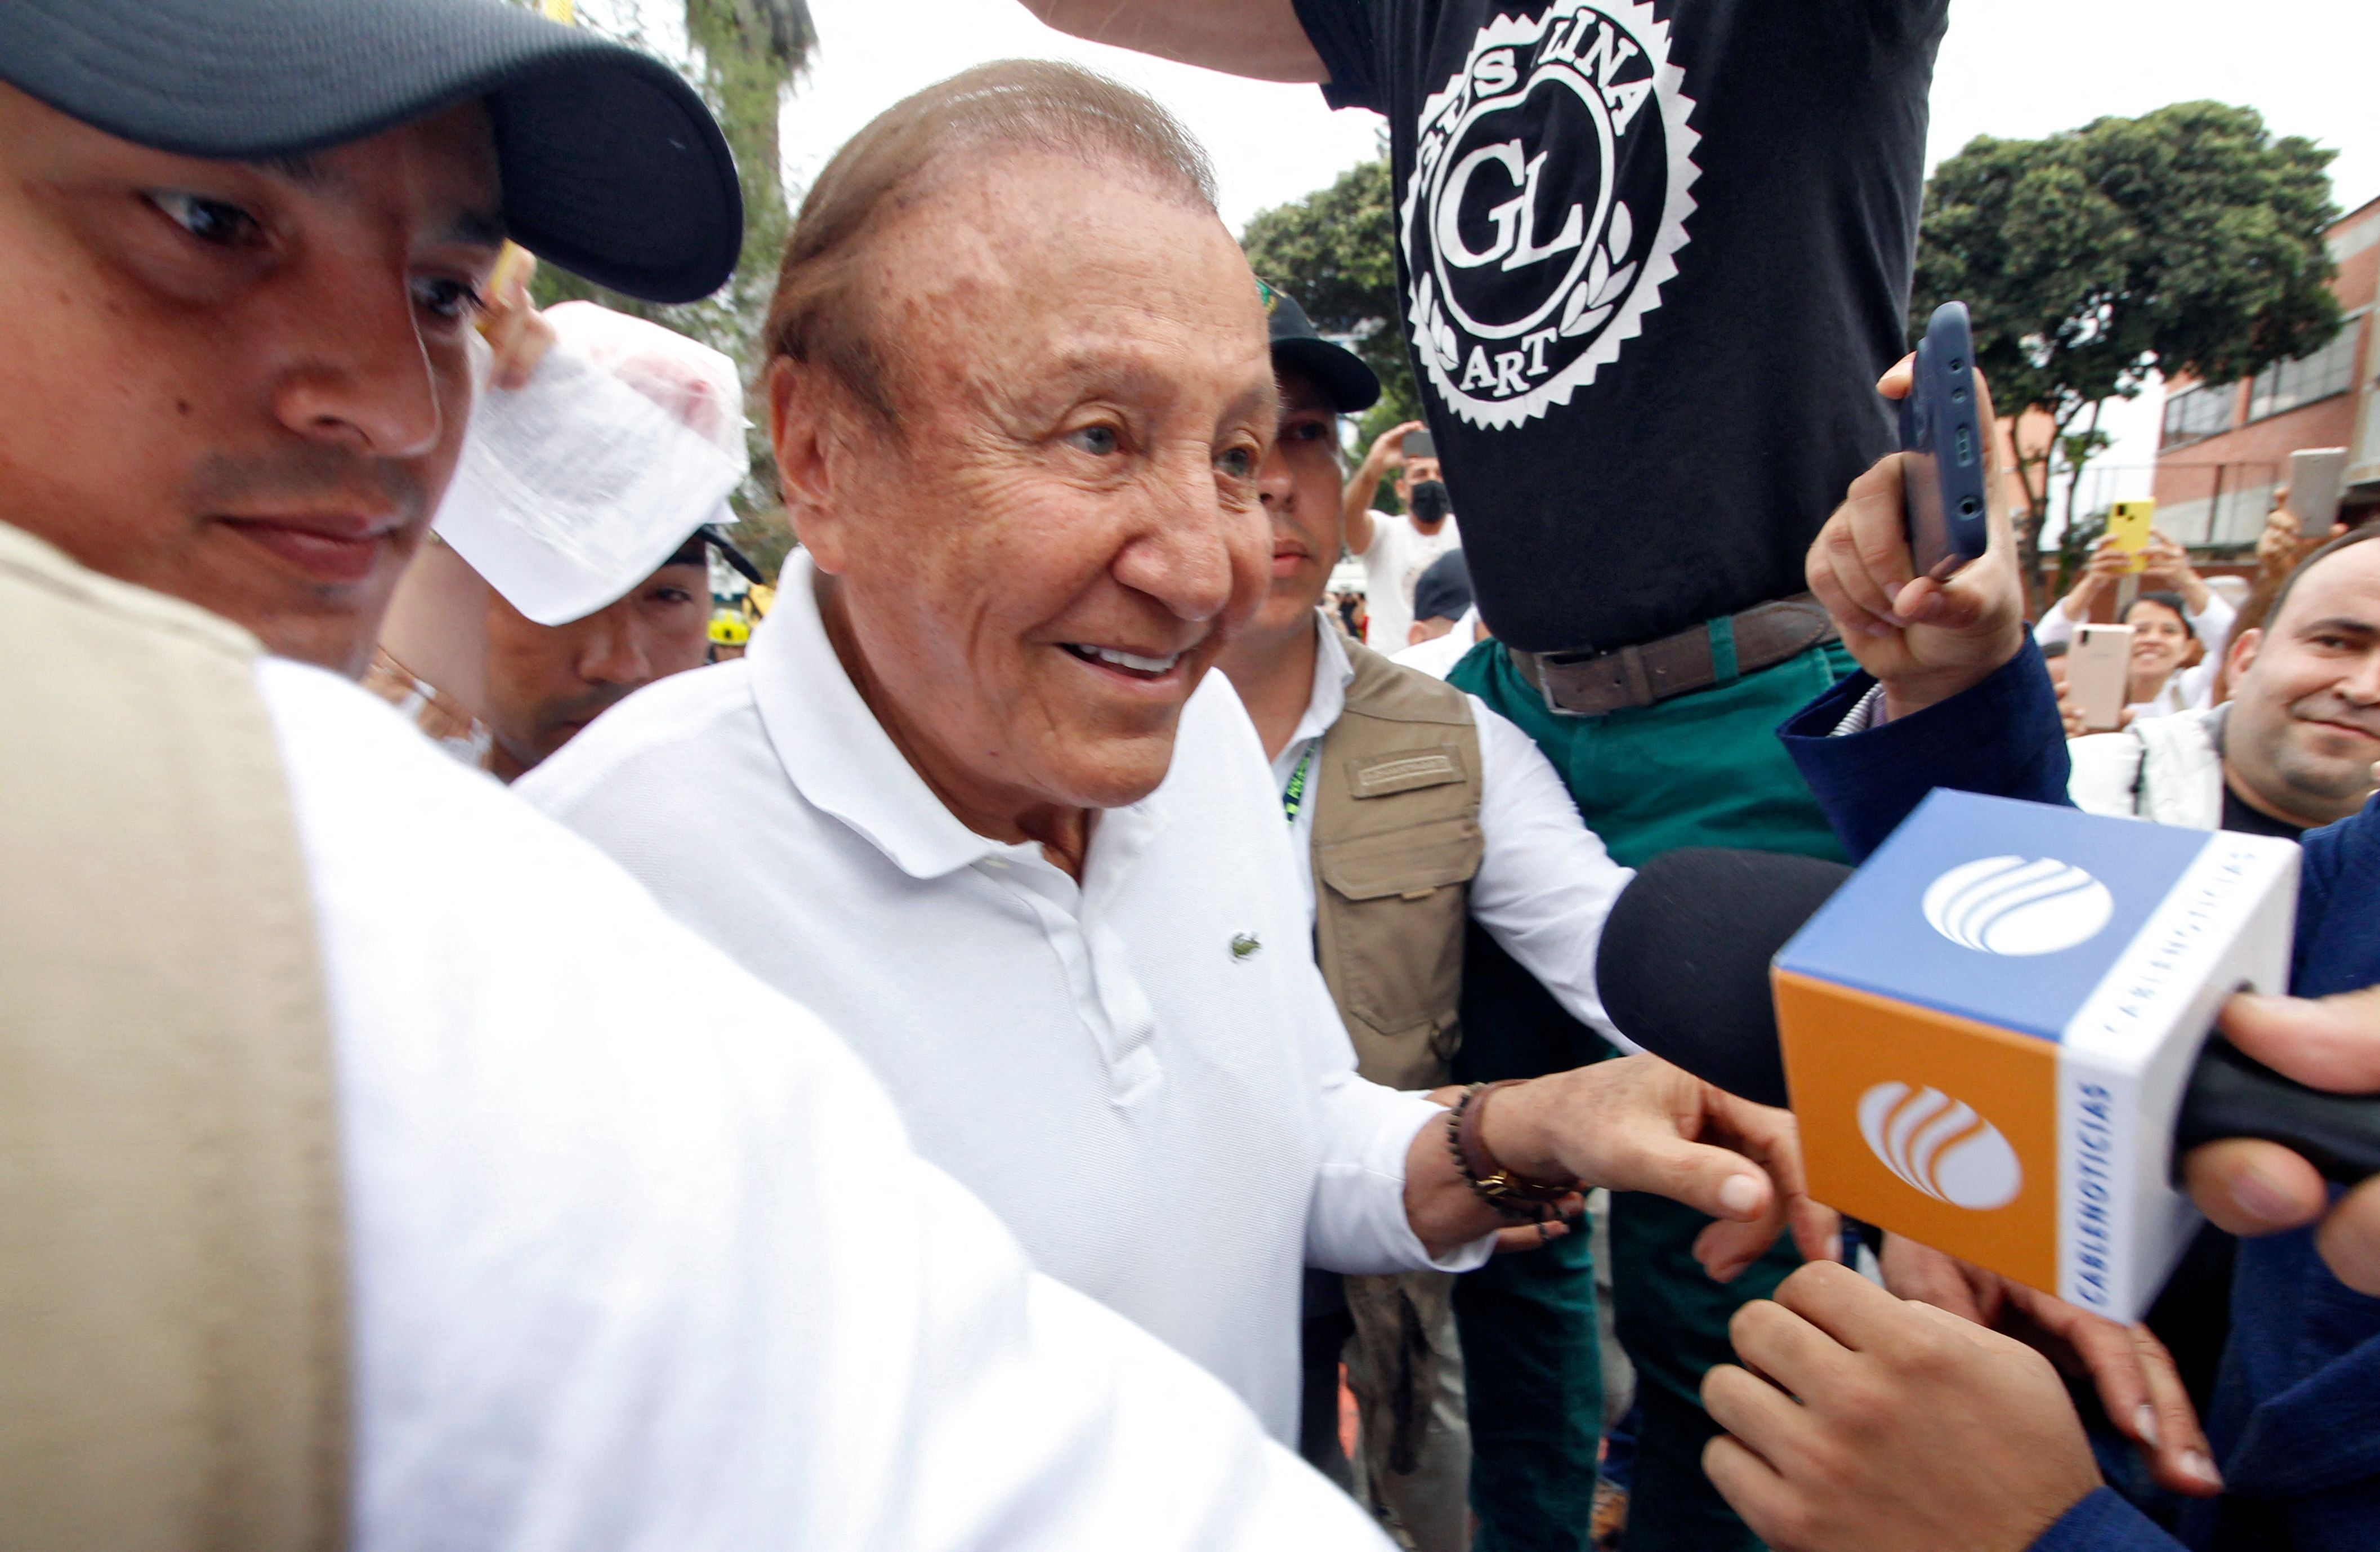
[0,0,743,675]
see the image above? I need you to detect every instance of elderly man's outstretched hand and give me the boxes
[1482,1055,1842,1280]
[1806,358,2029,721]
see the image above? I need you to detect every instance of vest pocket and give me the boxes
[1317,819,1480,1088]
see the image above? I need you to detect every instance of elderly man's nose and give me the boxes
[1114,503,1249,623]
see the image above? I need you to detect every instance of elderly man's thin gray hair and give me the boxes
[763,60,1219,420]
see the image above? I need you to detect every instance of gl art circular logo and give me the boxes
[1922,855,2114,957]
[1401,0,1700,429]
[1857,1082,2022,1211]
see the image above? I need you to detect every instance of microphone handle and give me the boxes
[2175,1039,2380,1187]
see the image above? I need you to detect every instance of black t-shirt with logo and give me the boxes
[1291,0,1948,653]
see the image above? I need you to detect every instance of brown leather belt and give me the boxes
[1509,594,1839,717]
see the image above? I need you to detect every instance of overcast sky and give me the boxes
[776,0,2379,501]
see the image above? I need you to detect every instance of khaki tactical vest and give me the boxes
[0,521,349,1551]
[1310,638,1486,1091]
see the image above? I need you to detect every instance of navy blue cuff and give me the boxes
[2025,1487,2186,1552]
[1776,645,2073,862]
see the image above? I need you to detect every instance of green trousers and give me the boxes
[1448,637,1855,1552]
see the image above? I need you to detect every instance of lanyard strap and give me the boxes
[1281,741,1315,825]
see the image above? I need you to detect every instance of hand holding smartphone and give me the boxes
[1899,302,1990,581]
[2068,624,2134,732]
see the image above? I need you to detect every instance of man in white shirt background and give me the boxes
[524,59,1834,1452]
[1344,421,1462,651]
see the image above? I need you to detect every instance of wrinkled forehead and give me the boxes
[863,150,1267,395]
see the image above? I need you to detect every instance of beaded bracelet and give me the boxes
[1446,1079,1581,1220]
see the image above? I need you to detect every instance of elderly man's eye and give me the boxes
[1066,425,1120,456]
[1217,445,1258,480]
[146,190,264,247]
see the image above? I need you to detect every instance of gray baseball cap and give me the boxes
[0,0,742,303]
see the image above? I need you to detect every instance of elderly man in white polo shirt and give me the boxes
[520,61,1831,1444]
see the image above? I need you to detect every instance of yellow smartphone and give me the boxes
[2106,500,2156,575]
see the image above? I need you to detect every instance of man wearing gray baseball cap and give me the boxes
[0,0,743,674]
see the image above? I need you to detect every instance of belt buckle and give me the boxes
[1533,643,1654,717]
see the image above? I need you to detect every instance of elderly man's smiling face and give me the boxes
[776,151,1275,832]
[0,84,501,673]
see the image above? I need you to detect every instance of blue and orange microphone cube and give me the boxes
[1772,791,2298,1320]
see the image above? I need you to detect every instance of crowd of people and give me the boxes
[3,3,2377,1552]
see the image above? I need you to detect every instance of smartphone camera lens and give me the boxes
[1959,497,1980,517]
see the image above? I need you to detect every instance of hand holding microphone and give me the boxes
[1596,840,2380,1299]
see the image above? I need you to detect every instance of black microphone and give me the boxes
[1595,847,2380,1185]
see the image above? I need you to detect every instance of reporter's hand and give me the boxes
[1806,358,2027,719]
[1879,1236,2218,1495]
[1486,1056,1842,1281]
[2182,984,2380,1295]
[1703,1261,2102,1552]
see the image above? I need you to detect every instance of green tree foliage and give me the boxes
[521,0,813,579]
[1241,156,1426,508]
[1914,101,2341,601]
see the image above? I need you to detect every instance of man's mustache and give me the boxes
[184,446,432,529]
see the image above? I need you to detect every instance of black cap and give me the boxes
[1412,550,1472,624]
[0,0,742,304]
[1260,281,1380,414]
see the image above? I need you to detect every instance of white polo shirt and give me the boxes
[1271,615,1642,1051]
[242,657,1391,1551]
[518,555,1488,1443]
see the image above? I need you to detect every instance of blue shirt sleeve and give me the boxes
[1775,646,2073,862]
[2027,1487,2187,1552]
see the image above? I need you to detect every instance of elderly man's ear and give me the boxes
[767,354,854,574]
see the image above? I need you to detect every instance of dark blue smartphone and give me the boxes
[1899,301,1989,579]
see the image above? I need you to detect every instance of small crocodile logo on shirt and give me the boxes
[1230,933,1262,961]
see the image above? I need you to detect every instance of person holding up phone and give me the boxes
[2035,533,2235,721]
[1342,422,1461,652]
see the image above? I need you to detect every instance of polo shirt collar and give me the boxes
[747,552,1011,880]
[1296,610,1356,748]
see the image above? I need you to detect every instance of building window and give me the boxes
[2247,314,2364,422]
[2162,383,2235,447]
